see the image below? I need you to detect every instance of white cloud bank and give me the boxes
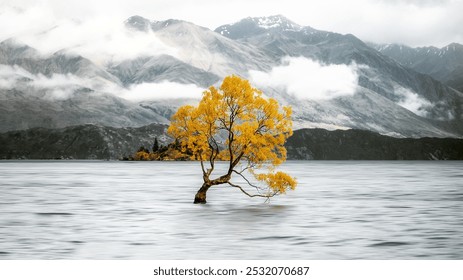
[0,64,107,99]
[0,6,177,64]
[121,82,204,101]
[249,57,360,100]
[3,0,462,47]
[0,64,204,101]
[0,65,32,89]
[395,86,433,117]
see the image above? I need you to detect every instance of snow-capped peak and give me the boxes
[250,15,302,31]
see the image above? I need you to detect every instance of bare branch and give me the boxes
[236,163,253,174]
[232,169,261,192]
[228,182,278,199]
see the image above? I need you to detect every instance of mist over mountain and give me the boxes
[1,14,462,139]
[108,54,220,87]
[215,15,463,137]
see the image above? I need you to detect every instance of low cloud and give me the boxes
[33,73,92,100]
[0,65,95,99]
[0,64,204,101]
[0,65,32,89]
[0,5,177,64]
[2,0,463,48]
[395,87,432,117]
[249,57,360,100]
[120,82,204,101]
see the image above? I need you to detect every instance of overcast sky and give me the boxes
[1,0,462,47]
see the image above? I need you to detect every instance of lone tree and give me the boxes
[168,75,297,204]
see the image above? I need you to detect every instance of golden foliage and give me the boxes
[134,151,151,161]
[132,148,190,161]
[256,171,297,194]
[168,75,297,198]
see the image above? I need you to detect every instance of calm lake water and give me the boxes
[1,160,462,259]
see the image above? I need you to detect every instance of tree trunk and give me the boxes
[194,182,212,204]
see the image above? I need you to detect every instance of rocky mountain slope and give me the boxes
[1,15,463,138]
[370,42,463,92]
[0,39,170,132]
[215,16,463,137]
[108,54,220,87]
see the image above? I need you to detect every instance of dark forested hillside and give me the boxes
[286,128,463,160]
[1,124,462,160]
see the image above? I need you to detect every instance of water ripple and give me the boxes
[369,241,412,247]
[35,213,74,216]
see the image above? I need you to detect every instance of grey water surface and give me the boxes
[1,160,462,259]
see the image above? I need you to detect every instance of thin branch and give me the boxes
[228,182,277,199]
[232,169,262,192]
[237,164,253,174]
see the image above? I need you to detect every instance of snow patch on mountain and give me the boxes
[253,15,302,31]
[249,57,360,100]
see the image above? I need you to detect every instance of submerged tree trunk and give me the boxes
[194,182,212,204]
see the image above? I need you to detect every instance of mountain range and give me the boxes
[1,15,463,139]
[370,42,463,93]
